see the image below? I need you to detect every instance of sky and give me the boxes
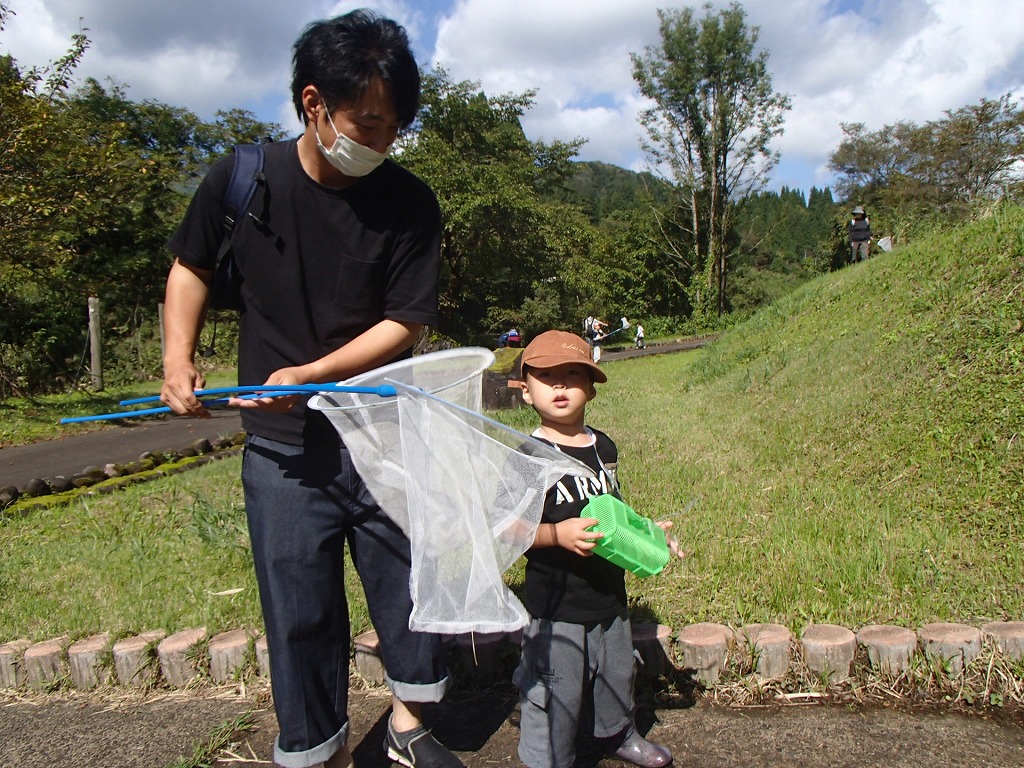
[3,0,1024,197]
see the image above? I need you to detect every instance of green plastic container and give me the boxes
[581,494,670,577]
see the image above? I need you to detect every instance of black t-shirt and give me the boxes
[523,428,628,623]
[168,138,442,445]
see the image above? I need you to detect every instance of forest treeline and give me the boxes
[2,2,1022,398]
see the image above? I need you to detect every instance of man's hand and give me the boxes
[160,365,209,418]
[230,366,308,413]
[160,259,213,418]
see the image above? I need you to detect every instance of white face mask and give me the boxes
[315,109,390,178]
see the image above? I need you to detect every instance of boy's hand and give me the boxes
[556,517,604,556]
[655,520,686,560]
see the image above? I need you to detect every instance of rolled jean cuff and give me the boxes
[386,673,451,703]
[273,722,349,768]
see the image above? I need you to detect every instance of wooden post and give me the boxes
[158,302,165,362]
[88,296,103,391]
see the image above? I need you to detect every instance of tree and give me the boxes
[0,4,284,394]
[828,121,918,203]
[829,92,1024,223]
[729,186,834,308]
[397,69,588,342]
[935,95,1024,202]
[0,8,101,394]
[632,2,791,318]
[537,161,694,324]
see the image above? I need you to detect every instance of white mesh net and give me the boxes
[310,348,493,534]
[309,348,593,634]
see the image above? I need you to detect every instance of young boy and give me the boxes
[511,330,679,768]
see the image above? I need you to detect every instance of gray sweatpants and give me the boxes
[513,615,636,768]
[851,240,870,262]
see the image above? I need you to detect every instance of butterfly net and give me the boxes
[309,348,592,634]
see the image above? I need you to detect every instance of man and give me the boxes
[160,11,462,768]
[848,205,872,263]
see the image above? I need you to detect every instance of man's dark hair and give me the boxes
[291,9,420,128]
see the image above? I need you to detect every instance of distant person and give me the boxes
[498,328,522,348]
[634,323,646,350]
[590,317,609,363]
[848,205,872,263]
[160,11,463,768]
[510,330,683,768]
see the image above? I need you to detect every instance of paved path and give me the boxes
[0,408,243,491]
[3,685,1023,768]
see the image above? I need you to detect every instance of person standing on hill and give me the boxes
[848,205,872,263]
[159,11,463,768]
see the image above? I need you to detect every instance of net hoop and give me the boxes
[310,347,495,413]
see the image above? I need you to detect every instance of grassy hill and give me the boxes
[590,203,1023,629]
[1,206,1021,645]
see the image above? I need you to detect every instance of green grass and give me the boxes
[1,462,255,639]
[595,205,1023,632]
[0,456,373,641]
[1,206,1022,643]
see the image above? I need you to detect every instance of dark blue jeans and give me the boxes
[242,434,450,767]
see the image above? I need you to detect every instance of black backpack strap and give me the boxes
[222,143,265,233]
[209,144,265,312]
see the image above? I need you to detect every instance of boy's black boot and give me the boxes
[609,724,673,768]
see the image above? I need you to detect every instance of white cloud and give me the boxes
[434,2,658,106]
[2,0,307,119]
[2,0,1023,193]
[1,0,71,68]
[434,0,1024,192]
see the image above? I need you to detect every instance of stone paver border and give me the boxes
[3,619,1022,695]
